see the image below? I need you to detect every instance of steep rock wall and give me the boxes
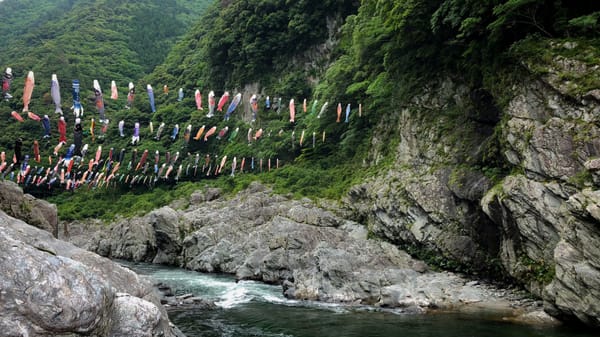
[343,79,502,271]
[343,65,600,326]
[484,74,600,325]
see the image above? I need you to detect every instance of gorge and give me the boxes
[0,0,599,335]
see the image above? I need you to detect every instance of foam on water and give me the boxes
[121,261,294,308]
[215,283,251,308]
[215,280,297,308]
[125,260,394,313]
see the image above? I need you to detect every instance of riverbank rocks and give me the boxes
[0,180,58,236]
[154,282,217,310]
[84,206,183,265]
[0,210,183,337]
[77,182,534,315]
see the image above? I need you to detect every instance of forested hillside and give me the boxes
[0,0,598,222]
[148,0,358,94]
[0,0,210,124]
[0,0,210,78]
[146,0,599,196]
[0,0,210,173]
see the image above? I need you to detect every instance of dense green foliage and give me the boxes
[1,0,598,221]
[310,0,599,183]
[321,0,599,101]
[147,0,359,96]
[51,162,359,221]
[50,181,201,221]
[0,0,210,78]
[0,0,210,162]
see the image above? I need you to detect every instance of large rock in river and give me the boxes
[0,210,183,337]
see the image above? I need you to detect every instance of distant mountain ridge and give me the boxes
[0,0,211,150]
[0,0,211,89]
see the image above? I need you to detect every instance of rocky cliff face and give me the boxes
[342,50,600,326]
[484,73,600,325]
[0,199,183,336]
[343,79,501,272]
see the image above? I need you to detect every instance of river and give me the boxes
[124,262,596,337]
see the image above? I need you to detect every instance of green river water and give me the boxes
[125,262,596,337]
